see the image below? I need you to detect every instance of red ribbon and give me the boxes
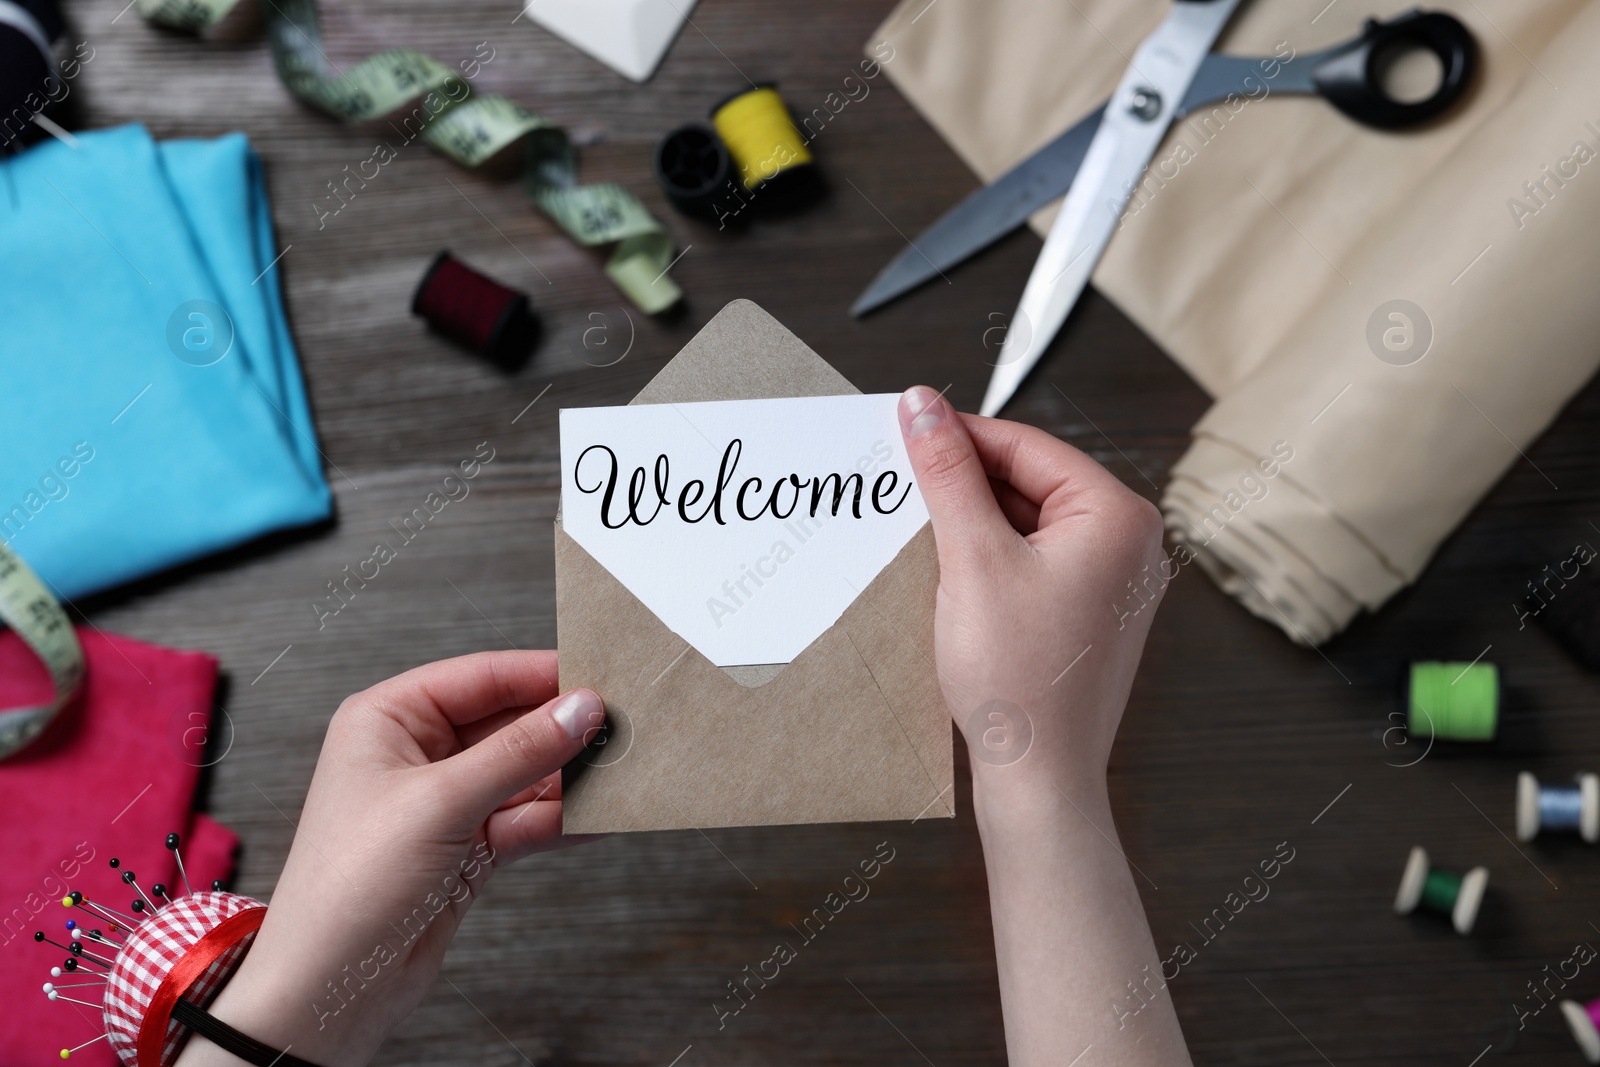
[136,906,266,1067]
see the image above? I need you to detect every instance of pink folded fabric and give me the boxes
[0,628,239,1067]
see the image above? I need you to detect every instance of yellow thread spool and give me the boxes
[712,85,814,191]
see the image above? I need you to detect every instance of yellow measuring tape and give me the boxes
[0,540,84,760]
[135,0,682,314]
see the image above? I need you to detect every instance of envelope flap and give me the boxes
[629,299,859,405]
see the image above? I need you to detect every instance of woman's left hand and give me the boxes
[175,650,605,1067]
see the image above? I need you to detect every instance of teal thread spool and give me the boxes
[1393,846,1488,935]
[1516,771,1600,842]
[1406,661,1499,742]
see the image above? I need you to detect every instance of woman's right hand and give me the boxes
[897,384,1169,791]
[897,384,1190,1067]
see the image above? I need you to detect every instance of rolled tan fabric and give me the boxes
[868,0,1600,643]
[1170,1,1600,643]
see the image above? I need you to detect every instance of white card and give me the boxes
[560,394,928,666]
[519,0,698,83]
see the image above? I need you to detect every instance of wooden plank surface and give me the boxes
[57,0,1600,1063]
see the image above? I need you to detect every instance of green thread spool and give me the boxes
[1419,868,1462,912]
[1406,661,1499,741]
[1394,846,1488,935]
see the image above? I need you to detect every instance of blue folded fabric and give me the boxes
[0,124,331,601]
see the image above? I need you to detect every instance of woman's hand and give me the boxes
[898,385,1168,789]
[898,386,1190,1067]
[176,650,605,1067]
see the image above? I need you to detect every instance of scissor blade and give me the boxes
[853,45,1311,316]
[850,106,1105,317]
[982,0,1244,417]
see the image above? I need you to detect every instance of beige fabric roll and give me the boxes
[868,0,1600,643]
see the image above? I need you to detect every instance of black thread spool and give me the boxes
[652,123,739,223]
[0,0,62,153]
[411,251,540,370]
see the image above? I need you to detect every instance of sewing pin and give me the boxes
[58,1032,111,1059]
[115,861,159,914]
[166,832,193,896]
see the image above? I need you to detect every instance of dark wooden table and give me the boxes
[63,0,1600,1063]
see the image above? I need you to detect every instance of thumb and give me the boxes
[438,688,605,819]
[898,386,1012,566]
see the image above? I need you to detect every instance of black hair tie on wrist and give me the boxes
[171,999,326,1067]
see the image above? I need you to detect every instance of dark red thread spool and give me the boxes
[411,251,540,369]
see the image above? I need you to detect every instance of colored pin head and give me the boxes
[165,833,180,851]
[1394,846,1488,935]
[1560,997,1600,1063]
[1517,771,1599,842]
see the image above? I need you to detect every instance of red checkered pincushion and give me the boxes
[104,892,265,1067]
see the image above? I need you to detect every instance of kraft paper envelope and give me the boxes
[557,299,953,833]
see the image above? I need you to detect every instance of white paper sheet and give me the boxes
[519,0,698,83]
[559,394,929,666]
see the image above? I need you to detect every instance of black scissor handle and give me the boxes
[1311,10,1477,129]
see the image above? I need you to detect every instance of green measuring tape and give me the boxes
[136,0,682,314]
[0,541,85,760]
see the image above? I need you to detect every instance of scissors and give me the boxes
[850,4,1477,416]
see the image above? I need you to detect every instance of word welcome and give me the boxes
[1513,542,1595,630]
[0,841,95,947]
[1507,120,1600,230]
[714,840,896,1029]
[1114,840,1295,1030]
[0,41,95,147]
[707,439,897,629]
[1515,940,1596,1029]
[313,443,495,628]
[312,841,494,1029]
[312,43,496,229]
[572,439,913,530]
[1121,42,1294,226]
[1,440,95,545]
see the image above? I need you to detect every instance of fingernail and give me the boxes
[900,386,943,438]
[551,689,604,741]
